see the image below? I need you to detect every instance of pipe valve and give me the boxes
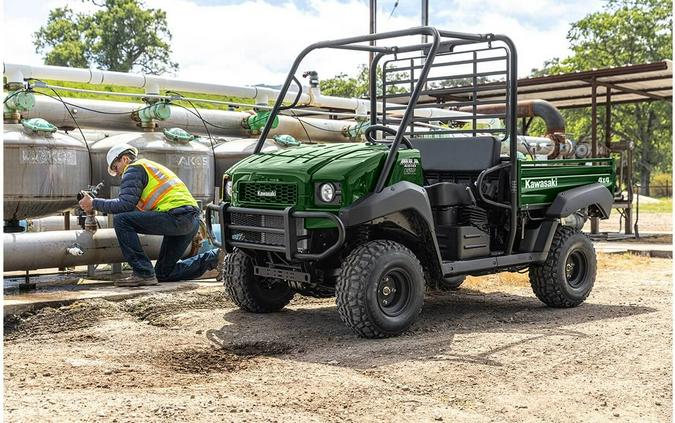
[243,111,279,135]
[66,243,84,256]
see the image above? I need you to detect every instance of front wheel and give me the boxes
[439,275,466,291]
[336,240,425,338]
[529,226,597,308]
[221,249,295,312]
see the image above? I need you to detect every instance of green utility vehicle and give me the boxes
[207,27,615,338]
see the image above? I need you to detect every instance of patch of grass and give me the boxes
[638,198,672,214]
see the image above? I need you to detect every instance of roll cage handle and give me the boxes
[475,162,511,209]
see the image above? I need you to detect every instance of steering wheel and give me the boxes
[364,125,414,149]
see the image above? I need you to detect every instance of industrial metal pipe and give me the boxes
[27,215,108,232]
[460,99,566,159]
[3,228,180,271]
[461,99,564,133]
[4,62,308,104]
[27,96,351,143]
[6,62,463,118]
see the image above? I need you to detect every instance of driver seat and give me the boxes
[409,136,501,207]
[409,136,501,175]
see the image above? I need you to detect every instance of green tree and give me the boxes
[320,65,405,98]
[34,0,178,75]
[531,0,672,193]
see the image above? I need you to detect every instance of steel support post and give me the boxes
[591,79,599,234]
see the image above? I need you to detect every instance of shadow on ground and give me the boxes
[204,289,655,370]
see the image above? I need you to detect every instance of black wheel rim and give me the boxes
[376,267,412,317]
[565,250,588,288]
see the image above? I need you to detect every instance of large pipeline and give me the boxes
[27,96,353,143]
[27,216,108,232]
[5,62,466,119]
[3,229,184,272]
[4,62,309,105]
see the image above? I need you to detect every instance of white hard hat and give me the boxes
[106,143,139,176]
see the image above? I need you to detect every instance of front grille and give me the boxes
[238,181,297,206]
[230,212,285,245]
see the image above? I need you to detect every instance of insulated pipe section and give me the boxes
[308,85,468,119]
[4,63,308,105]
[28,96,350,142]
[514,135,576,158]
[3,228,188,271]
[28,216,108,232]
[461,99,566,159]
[7,62,463,118]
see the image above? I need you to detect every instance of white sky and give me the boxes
[3,0,605,86]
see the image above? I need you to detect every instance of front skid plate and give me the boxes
[254,266,311,283]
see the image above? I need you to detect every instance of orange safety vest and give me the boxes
[125,159,198,212]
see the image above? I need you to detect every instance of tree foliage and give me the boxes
[530,0,672,191]
[320,65,405,98]
[34,0,178,75]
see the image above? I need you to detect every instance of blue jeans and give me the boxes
[113,207,220,282]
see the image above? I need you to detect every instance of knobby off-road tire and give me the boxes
[221,249,295,313]
[336,240,425,338]
[529,226,597,308]
[439,276,466,291]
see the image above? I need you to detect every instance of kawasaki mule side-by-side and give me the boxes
[207,27,615,338]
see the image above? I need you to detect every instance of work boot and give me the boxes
[114,274,159,287]
[215,248,225,282]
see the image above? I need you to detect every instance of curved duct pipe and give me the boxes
[3,229,189,272]
[461,100,565,159]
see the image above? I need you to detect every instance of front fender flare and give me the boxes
[339,181,443,265]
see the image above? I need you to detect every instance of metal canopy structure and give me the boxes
[422,60,672,109]
[504,60,672,110]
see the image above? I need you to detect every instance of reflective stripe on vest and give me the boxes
[126,159,198,212]
[138,178,180,211]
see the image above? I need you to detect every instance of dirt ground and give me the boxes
[584,212,672,234]
[4,253,672,422]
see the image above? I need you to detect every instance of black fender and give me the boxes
[339,181,443,266]
[545,183,613,219]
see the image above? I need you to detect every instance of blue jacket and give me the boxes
[92,165,148,214]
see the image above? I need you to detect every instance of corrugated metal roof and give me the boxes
[427,60,672,109]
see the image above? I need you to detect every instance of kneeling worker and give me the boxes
[78,143,220,287]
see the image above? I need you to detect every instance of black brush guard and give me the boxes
[206,202,346,261]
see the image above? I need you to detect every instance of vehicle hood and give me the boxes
[227,143,389,181]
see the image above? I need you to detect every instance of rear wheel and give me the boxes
[221,249,295,312]
[336,240,425,338]
[529,226,597,307]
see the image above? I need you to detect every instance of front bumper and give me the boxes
[206,202,346,261]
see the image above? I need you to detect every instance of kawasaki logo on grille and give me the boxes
[257,190,277,197]
[525,178,559,189]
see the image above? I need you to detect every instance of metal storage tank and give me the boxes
[89,129,215,206]
[3,119,91,222]
[214,137,293,189]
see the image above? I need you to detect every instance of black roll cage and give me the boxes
[252,26,519,255]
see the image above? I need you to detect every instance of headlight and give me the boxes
[319,183,335,203]
[225,180,233,198]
